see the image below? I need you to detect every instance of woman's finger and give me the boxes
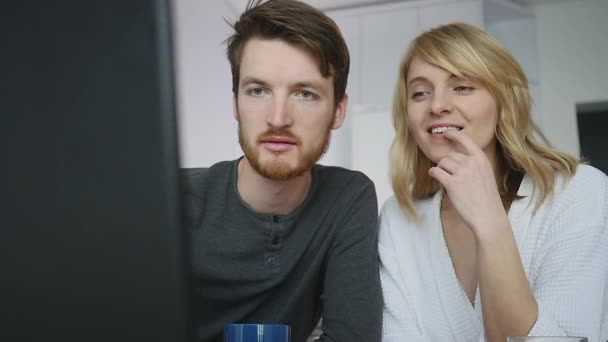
[436,157,460,175]
[442,129,483,157]
[428,166,451,188]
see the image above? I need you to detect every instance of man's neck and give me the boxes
[237,158,312,216]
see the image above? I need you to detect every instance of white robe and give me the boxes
[379,165,608,342]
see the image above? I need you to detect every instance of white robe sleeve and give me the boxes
[526,166,608,342]
[379,201,427,342]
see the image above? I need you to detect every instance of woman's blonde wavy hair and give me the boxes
[391,22,578,219]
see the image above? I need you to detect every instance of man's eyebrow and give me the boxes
[293,81,326,90]
[239,77,329,92]
[240,76,268,86]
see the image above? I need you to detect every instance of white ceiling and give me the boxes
[291,0,412,10]
[225,0,403,12]
[225,0,575,13]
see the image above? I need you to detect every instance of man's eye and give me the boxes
[298,90,317,100]
[248,88,265,96]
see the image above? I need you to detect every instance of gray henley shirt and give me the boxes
[181,158,382,342]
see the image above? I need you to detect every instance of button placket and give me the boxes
[264,252,280,273]
[266,255,277,265]
[268,215,283,248]
[265,214,282,273]
[271,235,280,245]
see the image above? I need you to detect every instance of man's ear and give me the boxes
[331,94,348,130]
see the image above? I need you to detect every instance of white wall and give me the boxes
[535,0,608,157]
[351,109,394,209]
[486,17,542,127]
[173,0,239,168]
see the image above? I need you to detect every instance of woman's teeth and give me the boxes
[431,126,461,134]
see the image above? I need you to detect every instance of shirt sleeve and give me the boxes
[179,167,208,230]
[316,178,383,342]
[527,167,608,342]
[378,201,426,342]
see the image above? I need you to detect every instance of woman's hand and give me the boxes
[428,129,509,240]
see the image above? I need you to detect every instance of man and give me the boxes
[181,1,382,341]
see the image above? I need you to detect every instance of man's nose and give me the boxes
[266,96,293,129]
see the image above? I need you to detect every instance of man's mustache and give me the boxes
[257,129,301,145]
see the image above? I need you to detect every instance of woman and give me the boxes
[379,22,608,342]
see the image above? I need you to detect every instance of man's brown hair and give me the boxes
[225,0,350,106]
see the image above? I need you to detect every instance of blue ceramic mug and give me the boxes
[224,323,290,342]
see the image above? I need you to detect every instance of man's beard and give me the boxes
[238,120,333,181]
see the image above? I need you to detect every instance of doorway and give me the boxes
[577,101,608,174]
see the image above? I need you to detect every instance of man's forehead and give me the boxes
[238,39,333,90]
[240,39,326,75]
[240,74,329,89]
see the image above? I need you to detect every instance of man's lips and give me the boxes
[260,137,296,152]
[261,137,296,144]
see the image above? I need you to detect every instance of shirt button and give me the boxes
[272,215,280,223]
[272,236,280,245]
[267,256,277,265]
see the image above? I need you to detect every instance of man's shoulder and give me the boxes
[312,164,377,214]
[314,164,374,188]
[180,160,235,197]
[180,167,208,184]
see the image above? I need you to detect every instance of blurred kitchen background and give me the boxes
[173,0,608,209]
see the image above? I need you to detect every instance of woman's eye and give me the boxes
[455,86,474,92]
[412,91,426,99]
